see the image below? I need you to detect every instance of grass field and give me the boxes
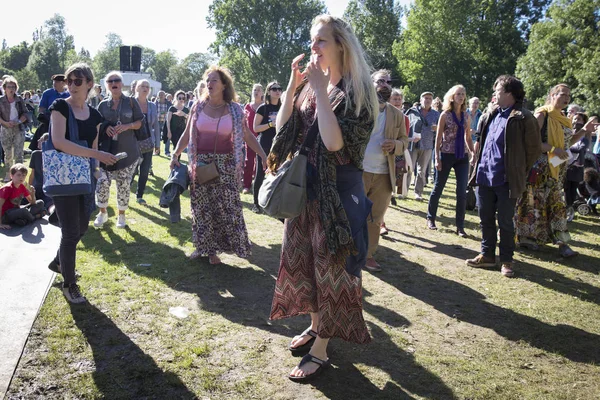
[3,153,600,400]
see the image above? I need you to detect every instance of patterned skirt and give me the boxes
[190,153,251,258]
[515,154,570,244]
[270,201,371,344]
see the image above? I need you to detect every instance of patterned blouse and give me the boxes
[440,112,466,155]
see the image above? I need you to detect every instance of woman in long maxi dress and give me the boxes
[169,66,267,265]
[515,83,598,257]
[268,15,379,382]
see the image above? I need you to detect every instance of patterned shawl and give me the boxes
[188,100,246,187]
[268,80,375,261]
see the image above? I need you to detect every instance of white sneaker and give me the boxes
[414,194,423,201]
[116,214,126,228]
[93,212,108,227]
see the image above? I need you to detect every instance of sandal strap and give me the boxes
[298,353,328,368]
[300,328,318,339]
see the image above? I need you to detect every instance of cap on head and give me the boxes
[51,74,66,81]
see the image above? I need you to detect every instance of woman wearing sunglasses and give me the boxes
[166,90,190,159]
[251,81,282,213]
[46,63,117,303]
[94,71,144,229]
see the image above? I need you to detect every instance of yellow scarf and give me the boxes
[535,105,572,179]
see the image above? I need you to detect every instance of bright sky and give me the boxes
[2,0,409,60]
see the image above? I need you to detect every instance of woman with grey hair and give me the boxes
[0,76,28,182]
[133,79,160,204]
[94,71,143,228]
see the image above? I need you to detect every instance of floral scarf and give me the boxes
[188,100,246,187]
[268,80,375,261]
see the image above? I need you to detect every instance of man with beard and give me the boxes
[362,70,408,272]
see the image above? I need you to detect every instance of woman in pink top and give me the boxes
[242,84,263,194]
[170,66,267,264]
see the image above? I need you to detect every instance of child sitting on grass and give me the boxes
[0,163,46,229]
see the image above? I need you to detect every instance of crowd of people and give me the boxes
[1,13,600,383]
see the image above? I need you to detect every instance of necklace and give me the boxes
[206,101,227,109]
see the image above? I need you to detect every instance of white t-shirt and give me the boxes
[363,108,389,174]
[31,94,40,106]
[9,102,19,122]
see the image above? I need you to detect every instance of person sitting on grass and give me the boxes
[0,163,46,229]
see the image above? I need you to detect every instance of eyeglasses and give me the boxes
[67,78,85,87]
[376,79,392,85]
[106,78,122,84]
[5,85,17,90]
[270,87,282,92]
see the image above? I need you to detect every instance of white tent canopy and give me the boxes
[100,72,162,97]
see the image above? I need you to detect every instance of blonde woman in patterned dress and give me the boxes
[268,15,378,382]
[169,66,266,265]
[515,84,598,257]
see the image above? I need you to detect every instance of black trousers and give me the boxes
[53,195,90,286]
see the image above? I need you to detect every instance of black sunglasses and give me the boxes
[376,79,392,85]
[270,87,282,92]
[67,78,85,87]
[107,78,122,84]
[177,97,186,100]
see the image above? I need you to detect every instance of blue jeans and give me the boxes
[477,184,517,263]
[427,152,469,229]
[136,152,152,199]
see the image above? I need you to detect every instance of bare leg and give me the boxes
[289,312,330,378]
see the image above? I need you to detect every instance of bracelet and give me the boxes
[268,121,272,128]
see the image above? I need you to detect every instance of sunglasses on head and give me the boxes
[107,78,122,84]
[270,87,282,92]
[67,78,85,87]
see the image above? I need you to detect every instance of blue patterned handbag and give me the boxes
[42,103,93,197]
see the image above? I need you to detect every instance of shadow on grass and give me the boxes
[68,302,196,399]
[373,247,600,365]
[81,223,458,398]
[312,322,457,400]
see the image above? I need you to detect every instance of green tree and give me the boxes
[0,41,32,72]
[394,0,550,101]
[14,68,40,92]
[343,0,402,74]
[45,14,75,71]
[207,0,326,95]
[152,50,178,91]
[93,33,123,80]
[27,38,61,88]
[516,0,600,112]
[167,52,214,92]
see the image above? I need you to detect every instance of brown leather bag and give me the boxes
[195,106,225,185]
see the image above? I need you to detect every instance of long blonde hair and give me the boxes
[442,85,467,113]
[312,15,378,120]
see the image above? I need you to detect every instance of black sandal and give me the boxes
[288,328,318,355]
[288,353,330,383]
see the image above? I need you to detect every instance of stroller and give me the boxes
[573,168,600,216]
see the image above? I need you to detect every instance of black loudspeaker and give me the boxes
[119,46,131,72]
[131,46,142,73]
